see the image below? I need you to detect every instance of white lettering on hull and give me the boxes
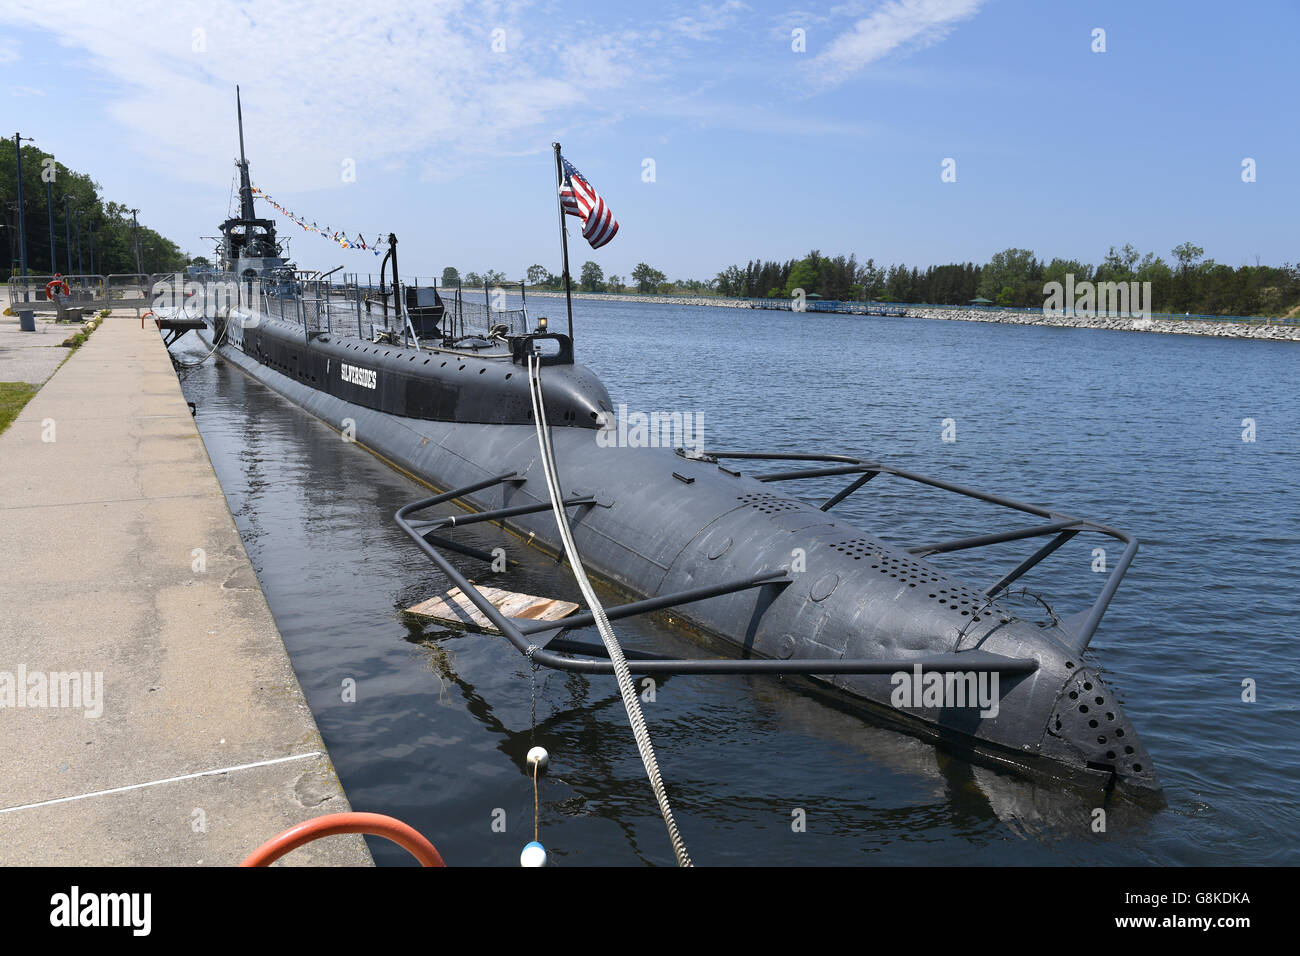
[341,363,377,389]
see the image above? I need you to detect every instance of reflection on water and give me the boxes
[176,301,1300,865]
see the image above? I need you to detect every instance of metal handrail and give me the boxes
[394,471,1041,676]
[704,449,1138,655]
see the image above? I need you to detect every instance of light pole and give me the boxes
[88,222,95,275]
[45,177,56,274]
[12,132,34,278]
[129,208,141,275]
[63,197,72,273]
[74,209,83,275]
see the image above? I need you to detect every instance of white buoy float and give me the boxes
[520,840,548,867]
[526,746,549,771]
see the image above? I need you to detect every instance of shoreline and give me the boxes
[517,290,1300,341]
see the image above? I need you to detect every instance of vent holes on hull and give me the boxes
[831,539,1012,624]
[736,493,801,515]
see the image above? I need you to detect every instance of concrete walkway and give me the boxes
[0,288,86,386]
[0,314,372,866]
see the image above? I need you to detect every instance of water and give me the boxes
[175,299,1300,866]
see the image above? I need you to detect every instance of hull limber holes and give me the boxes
[737,492,800,515]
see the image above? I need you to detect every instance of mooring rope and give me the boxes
[166,300,227,374]
[526,353,693,867]
[533,760,541,844]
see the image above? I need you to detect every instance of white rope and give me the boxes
[527,354,693,867]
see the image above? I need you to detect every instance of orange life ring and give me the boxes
[46,276,71,299]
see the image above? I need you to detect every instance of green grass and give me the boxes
[61,312,105,350]
[0,382,39,436]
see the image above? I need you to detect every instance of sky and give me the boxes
[2,0,1296,281]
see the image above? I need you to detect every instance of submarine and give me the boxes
[167,89,1162,817]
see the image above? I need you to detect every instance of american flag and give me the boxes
[559,156,619,249]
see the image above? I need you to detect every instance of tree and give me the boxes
[1172,242,1205,273]
[483,269,506,286]
[715,264,745,296]
[1099,246,1124,279]
[1120,243,1140,272]
[464,271,482,286]
[631,262,666,293]
[1042,257,1092,291]
[441,266,460,286]
[0,139,187,276]
[526,263,547,286]
[857,258,885,300]
[190,255,211,267]
[784,257,820,297]
[579,260,604,292]
[977,248,1040,307]
[607,274,622,293]
[884,264,912,301]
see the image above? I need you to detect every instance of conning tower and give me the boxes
[218,85,286,281]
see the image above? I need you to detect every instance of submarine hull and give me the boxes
[197,317,1161,802]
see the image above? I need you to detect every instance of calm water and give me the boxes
[176,299,1300,866]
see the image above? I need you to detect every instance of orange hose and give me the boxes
[240,812,446,867]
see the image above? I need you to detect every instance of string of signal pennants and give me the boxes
[251,186,389,255]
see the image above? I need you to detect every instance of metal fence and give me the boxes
[5,273,156,317]
[173,271,532,345]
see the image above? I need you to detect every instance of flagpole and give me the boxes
[552,142,574,343]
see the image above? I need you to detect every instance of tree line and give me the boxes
[714,246,1300,317]
[1,139,189,277]
[421,244,1300,317]
[440,261,675,295]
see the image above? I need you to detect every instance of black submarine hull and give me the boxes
[196,311,1161,802]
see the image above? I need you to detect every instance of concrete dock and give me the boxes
[0,303,372,866]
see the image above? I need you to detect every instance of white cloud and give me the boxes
[672,1,750,41]
[0,0,975,206]
[0,0,645,190]
[809,0,984,89]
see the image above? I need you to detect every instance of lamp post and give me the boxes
[129,208,142,275]
[12,132,34,279]
[45,177,56,274]
[63,197,73,273]
[74,209,83,275]
[88,222,95,275]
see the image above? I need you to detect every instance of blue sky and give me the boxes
[3,0,1296,280]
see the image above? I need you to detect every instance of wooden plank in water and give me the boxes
[406,586,579,633]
